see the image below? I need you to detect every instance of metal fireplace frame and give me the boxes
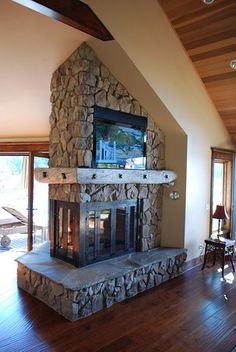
[50,199,142,267]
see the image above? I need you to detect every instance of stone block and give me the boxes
[50,127,60,144]
[95,90,107,107]
[91,294,104,313]
[126,283,138,297]
[78,43,95,61]
[107,93,119,110]
[119,97,131,113]
[138,279,146,292]
[100,65,109,78]
[83,150,92,167]
[78,72,96,87]
[50,282,64,297]
[78,94,94,107]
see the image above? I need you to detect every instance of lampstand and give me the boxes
[212,205,229,240]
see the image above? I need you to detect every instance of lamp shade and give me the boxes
[212,205,228,220]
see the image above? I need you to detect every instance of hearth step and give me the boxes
[16,245,187,321]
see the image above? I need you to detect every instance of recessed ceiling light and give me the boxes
[202,0,215,4]
[230,59,236,70]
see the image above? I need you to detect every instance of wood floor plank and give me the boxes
[0,251,235,352]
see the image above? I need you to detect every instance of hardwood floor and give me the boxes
[0,249,235,352]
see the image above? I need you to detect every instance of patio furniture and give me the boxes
[0,206,46,247]
[0,217,27,247]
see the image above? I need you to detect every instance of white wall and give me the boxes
[85,0,233,259]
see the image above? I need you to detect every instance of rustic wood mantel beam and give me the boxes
[13,0,113,41]
[35,168,177,185]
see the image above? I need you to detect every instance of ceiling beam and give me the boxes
[13,0,113,41]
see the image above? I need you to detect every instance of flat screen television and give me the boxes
[93,106,147,169]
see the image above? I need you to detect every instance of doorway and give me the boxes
[0,142,49,252]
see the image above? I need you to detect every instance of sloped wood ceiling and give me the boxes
[159,0,236,144]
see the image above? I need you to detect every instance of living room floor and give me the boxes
[0,250,235,352]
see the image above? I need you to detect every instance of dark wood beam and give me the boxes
[0,141,49,153]
[13,0,113,41]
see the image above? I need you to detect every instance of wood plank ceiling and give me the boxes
[159,0,236,144]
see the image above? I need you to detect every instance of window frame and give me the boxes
[210,147,234,237]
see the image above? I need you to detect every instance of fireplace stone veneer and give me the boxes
[48,42,166,252]
[16,245,187,321]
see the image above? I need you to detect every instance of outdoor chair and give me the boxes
[0,206,46,247]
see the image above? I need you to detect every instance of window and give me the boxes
[210,148,234,237]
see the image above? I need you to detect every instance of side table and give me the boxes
[201,238,235,278]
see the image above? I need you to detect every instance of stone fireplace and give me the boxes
[47,42,169,265]
[16,43,187,321]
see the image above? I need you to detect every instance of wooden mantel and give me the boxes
[35,168,177,185]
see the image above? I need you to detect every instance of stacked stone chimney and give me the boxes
[48,43,165,250]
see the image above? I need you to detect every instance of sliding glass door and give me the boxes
[0,142,49,251]
[0,155,29,250]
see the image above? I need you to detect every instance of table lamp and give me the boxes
[212,205,228,240]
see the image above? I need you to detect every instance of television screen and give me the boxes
[95,121,146,169]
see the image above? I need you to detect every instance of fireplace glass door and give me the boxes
[80,199,138,266]
[53,201,79,264]
[52,199,139,267]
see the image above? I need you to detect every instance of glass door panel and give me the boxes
[100,208,111,257]
[88,210,95,261]
[116,207,126,251]
[0,155,28,251]
[33,155,49,248]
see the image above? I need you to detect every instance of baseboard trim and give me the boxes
[183,255,203,272]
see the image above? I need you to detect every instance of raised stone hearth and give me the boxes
[16,244,187,321]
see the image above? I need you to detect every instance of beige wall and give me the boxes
[0,0,88,138]
[87,39,187,250]
[85,0,233,259]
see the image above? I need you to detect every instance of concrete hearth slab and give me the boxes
[16,243,187,321]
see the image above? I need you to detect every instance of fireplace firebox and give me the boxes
[50,199,141,267]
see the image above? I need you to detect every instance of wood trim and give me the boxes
[14,0,113,41]
[183,255,203,272]
[209,151,214,236]
[0,141,49,152]
[211,147,234,161]
[27,153,34,251]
